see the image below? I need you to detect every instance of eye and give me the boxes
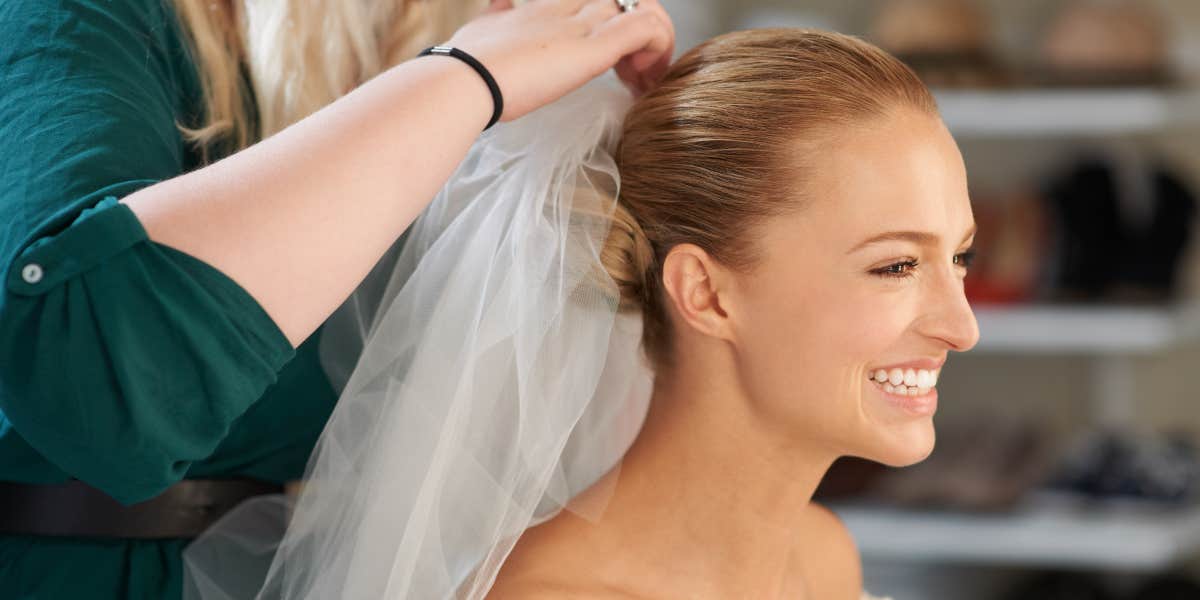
[873,259,919,278]
[954,249,977,269]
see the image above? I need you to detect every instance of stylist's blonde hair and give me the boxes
[171,0,485,160]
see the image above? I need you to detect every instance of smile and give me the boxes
[866,367,939,396]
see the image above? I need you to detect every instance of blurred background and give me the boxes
[656,0,1200,598]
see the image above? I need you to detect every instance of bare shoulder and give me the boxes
[487,514,646,600]
[486,578,585,600]
[799,502,864,599]
[488,579,647,600]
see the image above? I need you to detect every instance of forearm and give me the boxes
[123,57,492,346]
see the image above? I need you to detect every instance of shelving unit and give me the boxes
[861,86,1200,582]
[834,501,1200,572]
[937,84,1200,428]
[827,301,1200,582]
[935,88,1200,137]
[679,3,1200,595]
[972,304,1200,355]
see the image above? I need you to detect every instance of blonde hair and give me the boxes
[171,0,484,160]
[603,29,939,368]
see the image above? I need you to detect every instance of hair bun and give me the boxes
[600,201,655,312]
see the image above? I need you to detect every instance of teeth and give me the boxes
[887,384,926,396]
[869,367,941,394]
[917,370,934,388]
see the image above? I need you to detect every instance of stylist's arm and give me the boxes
[124,0,674,347]
[0,0,670,526]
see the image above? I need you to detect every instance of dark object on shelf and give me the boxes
[1119,169,1197,298]
[869,0,1011,88]
[1043,160,1124,301]
[1043,158,1197,303]
[867,416,1056,511]
[813,456,888,501]
[1004,571,1200,600]
[1043,430,1200,505]
[1002,572,1114,600]
[1034,0,1171,87]
[889,50,1011,88]
[964,191,1049,305]
[1128,574,1200,600]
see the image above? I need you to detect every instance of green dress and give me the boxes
[0,0,342,597]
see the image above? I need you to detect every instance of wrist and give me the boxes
[417,46,504,131]
[400,54,494,133]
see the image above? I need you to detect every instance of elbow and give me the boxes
[0,291,194,505]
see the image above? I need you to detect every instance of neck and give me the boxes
[581,348,838,597]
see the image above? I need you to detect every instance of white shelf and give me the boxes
[972,304,1200,354]
[835,502,1200,572]
[935,88,1200,137]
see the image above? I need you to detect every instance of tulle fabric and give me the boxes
[182,76,654,599]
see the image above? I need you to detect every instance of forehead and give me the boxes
[780,109,971,247]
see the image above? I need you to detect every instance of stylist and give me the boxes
[0,0,674,597]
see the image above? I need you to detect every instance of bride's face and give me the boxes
[726,108,978,466]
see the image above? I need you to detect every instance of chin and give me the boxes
[865,419,937,467]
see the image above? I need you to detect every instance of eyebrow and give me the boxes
[847,224,978,254]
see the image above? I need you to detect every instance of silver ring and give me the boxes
[616,0,638,12]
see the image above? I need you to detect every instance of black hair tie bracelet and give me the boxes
[418,46,504,131]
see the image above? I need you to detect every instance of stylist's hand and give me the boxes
[446,0,675,122]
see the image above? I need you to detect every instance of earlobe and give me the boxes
[661,244,733,343]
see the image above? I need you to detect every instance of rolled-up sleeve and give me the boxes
[0,0,295,504]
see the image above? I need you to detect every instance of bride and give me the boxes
[185,27,979,600]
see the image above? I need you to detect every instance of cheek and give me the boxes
[733,273,909,416]
[736,276,838,374]
[732,269,924,447]
[835,285,915,361]
[747,274,912,370]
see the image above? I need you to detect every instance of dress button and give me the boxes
[21,263,44,285]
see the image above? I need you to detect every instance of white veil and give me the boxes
[182,75,654,599]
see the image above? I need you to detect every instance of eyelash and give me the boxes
[872,249,977,279]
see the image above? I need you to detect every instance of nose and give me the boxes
[918,266,980,352]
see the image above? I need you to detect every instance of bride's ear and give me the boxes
[660,244,736,344]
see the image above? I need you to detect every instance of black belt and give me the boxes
[0,478,283,539]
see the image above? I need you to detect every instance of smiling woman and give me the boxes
[482,29,980,597]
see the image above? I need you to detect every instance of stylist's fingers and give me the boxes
[642,0,676,66]
[572,0,620,29]
[595,4,674,92]
[593,3,669,50]
[614,49,669,95]
[545,0,593,15]
[483,0,514,14]
[440,0,675,120]
[495,0,588,13]
[635,0,676,45]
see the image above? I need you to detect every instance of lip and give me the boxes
[868,357,946,372]
[869,379,939,416]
